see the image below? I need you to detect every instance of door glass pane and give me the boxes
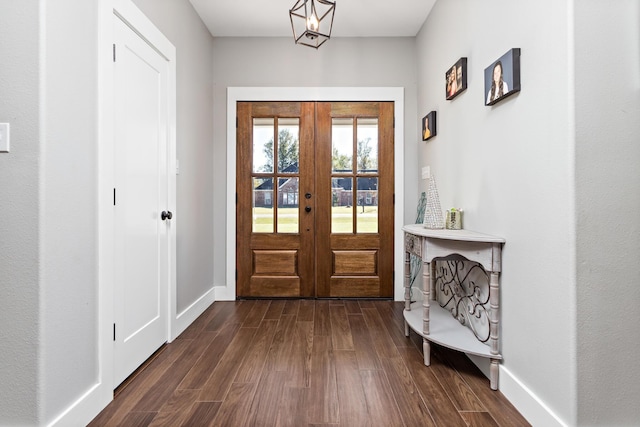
[253,118,274,173]
[357,118,378,172]
[277,177,299,233]
[277,118,300,173]
[253,177,273,233]
[332,118,353,173]
[356,177,378,234]
[331,177,353,233]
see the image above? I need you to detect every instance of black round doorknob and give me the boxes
[305,192,312,199]
[305,206,312,213]
[161,211,173,220]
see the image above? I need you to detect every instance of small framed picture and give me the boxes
[485,48,521,106]
[422,111,436,141]
[446,57,467,100]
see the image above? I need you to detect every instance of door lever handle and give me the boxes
[161,210,173,220]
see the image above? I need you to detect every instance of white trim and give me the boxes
[46,383,102,427]
[465,354,568,427]
[225,87,405,301]
[172,287,216,338]
[500,365,569,427]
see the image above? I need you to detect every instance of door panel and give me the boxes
[114,16,169,385]
[316,102,394,298]
[237,101,393,298]
[237,102,315,297]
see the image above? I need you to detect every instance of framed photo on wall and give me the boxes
[484,48,521,106]
[422,111,436,141]
[446,57,467,100]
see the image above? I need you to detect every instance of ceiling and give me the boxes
[189,0,436,38]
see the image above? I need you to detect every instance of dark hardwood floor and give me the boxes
[89,300,530,426]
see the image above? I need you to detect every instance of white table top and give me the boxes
[402,224,505,244]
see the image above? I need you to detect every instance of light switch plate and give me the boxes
[421,166,431,179]
[0,123,10,153]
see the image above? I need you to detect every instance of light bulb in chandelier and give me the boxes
[307,13,319,32]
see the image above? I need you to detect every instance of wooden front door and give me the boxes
[236,101,394,298]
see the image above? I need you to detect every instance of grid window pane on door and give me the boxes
[332,177,354,233]
[356,118,379,234]
[252,117,300,234]
[253,177,274,233]
[278,177,299,233]
[253,118,274,173]
[276,118,300,233]
[331,118,353,234]
[331,117,380,234]
[357,177,378,233]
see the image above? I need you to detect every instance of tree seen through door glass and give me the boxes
[277,118,300,174]
[357,118,378,173]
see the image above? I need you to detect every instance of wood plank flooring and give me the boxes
[89,300,530,427]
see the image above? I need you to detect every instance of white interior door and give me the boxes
[113,14,170,386]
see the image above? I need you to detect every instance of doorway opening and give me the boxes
[236,101,394,298]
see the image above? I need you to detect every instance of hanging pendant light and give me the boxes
[289,0,336,49]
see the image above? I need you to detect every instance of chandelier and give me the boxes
[289,0,336,49]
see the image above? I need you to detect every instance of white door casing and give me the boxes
[223,87,405,302]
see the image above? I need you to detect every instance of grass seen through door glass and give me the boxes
[252,207,378,233]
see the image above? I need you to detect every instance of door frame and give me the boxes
[98,0,176,403]
[223,87,405,301]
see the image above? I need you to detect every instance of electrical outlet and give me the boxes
[0,123,10,153]
[421,166,431,179]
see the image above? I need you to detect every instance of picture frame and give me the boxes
[446,57,467,100]
[484,48,521,106]
[422,111,437,141]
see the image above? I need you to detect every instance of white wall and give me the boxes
[0,2,42,424]
[416,1,576,425]
[41,0,100,423]
[212,37,420,289]
[574,1,640,424]
[132,0,215,313]
[0,1,101,425]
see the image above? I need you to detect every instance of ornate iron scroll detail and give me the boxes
[434,256,491,343]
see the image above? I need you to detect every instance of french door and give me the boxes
[236,101,394,298]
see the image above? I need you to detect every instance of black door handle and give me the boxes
[161,211,173,220]
[305,206,312,213]
[305,192,312,199]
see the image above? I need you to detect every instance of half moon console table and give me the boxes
[402,224,505,390]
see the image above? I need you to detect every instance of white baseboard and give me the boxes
[466,355,568,427]
[171,287,216,339]
[46,382,111,427]
[499,365,568,427]
[214,284,235,301]
[49,287,216,427]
